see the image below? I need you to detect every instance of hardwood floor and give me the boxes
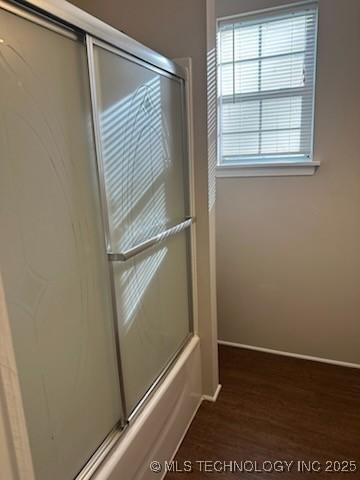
[165,345,360,479]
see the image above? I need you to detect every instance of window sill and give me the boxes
[216,161,320,178]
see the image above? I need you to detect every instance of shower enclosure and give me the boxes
[0,1,194,479]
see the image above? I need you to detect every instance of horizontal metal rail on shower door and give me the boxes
[107,217,194,262]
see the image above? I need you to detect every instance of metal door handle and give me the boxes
[107,217,193,262]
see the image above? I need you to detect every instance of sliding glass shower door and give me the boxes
[0,2,193,478]
[0,8,122,480]
[90,41,192,415]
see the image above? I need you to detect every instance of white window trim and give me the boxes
[216,1,319,177]
[216,160,320,177]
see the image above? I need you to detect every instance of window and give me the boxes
[217,4,318,172]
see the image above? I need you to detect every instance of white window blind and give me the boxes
[218,4,318,165]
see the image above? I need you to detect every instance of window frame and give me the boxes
[216,2,320,177]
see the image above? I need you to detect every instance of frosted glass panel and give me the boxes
[92,44,191,414]
[112,231,190,413]
[0,9,121,480]
[93,45,187,252]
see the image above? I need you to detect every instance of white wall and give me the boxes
[215,0,360,363]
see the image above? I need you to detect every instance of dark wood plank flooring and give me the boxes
[166,345,360,479]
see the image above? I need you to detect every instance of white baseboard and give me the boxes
[202,383,222,402]
[218,340,360,370]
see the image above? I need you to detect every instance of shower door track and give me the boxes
[5,0,186,79]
